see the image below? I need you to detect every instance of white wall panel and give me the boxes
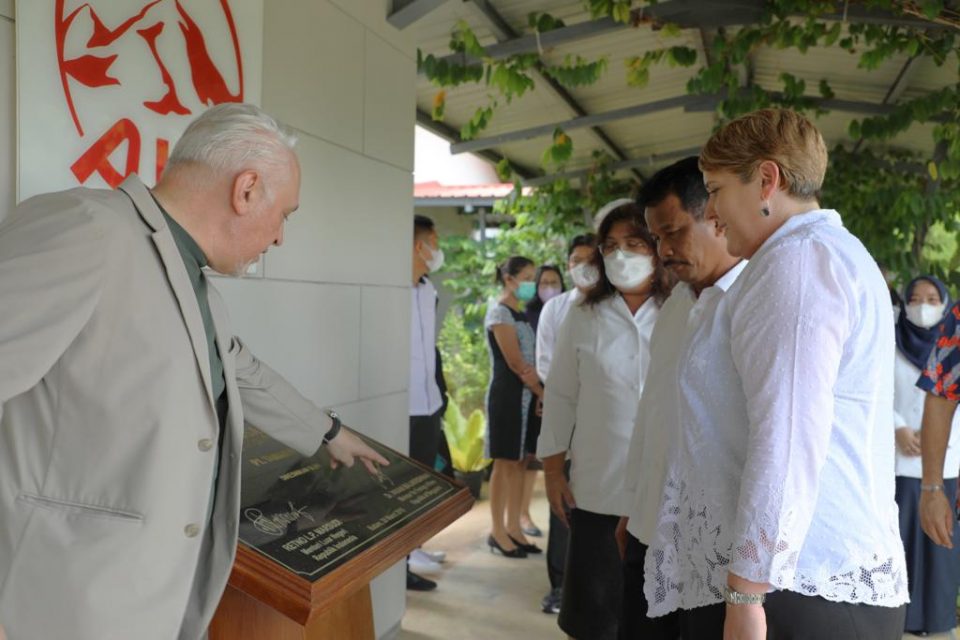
[360,285,411,400]
[212,278,362,409]
[265,133,413,287]
[263,0,365,152]
[328,0,416,59]
[363,32,416,171]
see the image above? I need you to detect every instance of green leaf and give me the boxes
[818,79,835,100]
[928,160,939,180]
[661,22,682,38]
[496,158,514,182]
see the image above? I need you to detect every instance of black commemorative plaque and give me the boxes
[237,425,460,581]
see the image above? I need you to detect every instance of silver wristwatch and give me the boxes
[723,585,766,606]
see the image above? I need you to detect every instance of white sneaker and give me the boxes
[416,548,446,563]
[409,549,442,574]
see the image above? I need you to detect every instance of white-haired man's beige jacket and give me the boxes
[0,176,327,640]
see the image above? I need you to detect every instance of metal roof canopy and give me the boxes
[396,0,958,186]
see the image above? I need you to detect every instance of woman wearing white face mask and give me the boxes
[893,275,960,637]
[485,256,545,558]
[538,203,672,640]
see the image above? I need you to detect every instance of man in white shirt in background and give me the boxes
[615,157,744,639]
[535,233,597,614]
[407,214,448,591]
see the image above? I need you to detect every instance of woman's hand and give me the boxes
[921,488,955,548]
[723,604,766,640]
[895,427,922,456]
[326,429,390,475]
[544,468,576,526]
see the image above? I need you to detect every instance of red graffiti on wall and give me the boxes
[54,1,244,187]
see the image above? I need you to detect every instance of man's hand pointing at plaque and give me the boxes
[327,429,390,475]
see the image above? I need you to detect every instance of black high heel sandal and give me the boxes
[508,535,543,554]
[487,534,527,558]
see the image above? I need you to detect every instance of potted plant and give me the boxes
[442,395,491,500]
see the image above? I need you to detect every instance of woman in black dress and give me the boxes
[485,256,543,558]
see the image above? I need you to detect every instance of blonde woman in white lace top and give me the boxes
[644,109,908,640]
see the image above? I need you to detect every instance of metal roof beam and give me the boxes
[853,54,921,152]
[523,146,703,188]
[416,109,539,180]
[453,88,947,157]
[462,0,643,180]
[684,92,949,120]
[451,94,714,154]
[388,0,450,30]
[424,0,949,65]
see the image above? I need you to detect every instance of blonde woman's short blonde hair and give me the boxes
[699,108,828,201]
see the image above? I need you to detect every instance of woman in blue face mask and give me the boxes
[485,255,544,558]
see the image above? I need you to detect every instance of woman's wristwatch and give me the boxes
[723,585,766,606]
[322,410,342,445]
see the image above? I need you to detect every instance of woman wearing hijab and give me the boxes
[894,276,960,636]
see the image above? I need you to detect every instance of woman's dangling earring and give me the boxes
[761,202,771,217]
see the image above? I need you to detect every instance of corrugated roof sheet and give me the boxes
[405,0,956,183]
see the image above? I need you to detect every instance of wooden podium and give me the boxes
[209,427,473,640]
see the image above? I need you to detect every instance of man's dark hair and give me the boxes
[568,233,596,258]
[414,214,435,241]
[638,156,708,220]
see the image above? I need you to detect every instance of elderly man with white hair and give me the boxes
[0,104,387,640]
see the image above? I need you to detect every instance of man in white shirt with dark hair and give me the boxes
[535,232,597,614]
[407,214,448,591]
[616,157,744,639]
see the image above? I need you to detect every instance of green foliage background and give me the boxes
[427,0,960,418]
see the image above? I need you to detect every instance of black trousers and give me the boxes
[409,411,443,469]
[619,534,681,640]
[546,461,571,589]
[766,591,906,640]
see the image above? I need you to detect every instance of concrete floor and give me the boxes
[399,478,561,640]
[399,478,958,640]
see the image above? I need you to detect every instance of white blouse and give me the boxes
[536,289,581,380]
[624,264,746,546]
[538,294,659,516]
[894,349,960,478]
[645,210,908,616]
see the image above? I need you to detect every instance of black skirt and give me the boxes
[559,508,623,640]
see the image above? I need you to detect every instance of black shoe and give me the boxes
[508,534,543,554]
[406,570,437,591]
[487,534,527,558]
[541,587,562,614]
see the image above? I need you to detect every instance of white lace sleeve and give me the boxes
[485,302,514,330]
[729,239,848,587]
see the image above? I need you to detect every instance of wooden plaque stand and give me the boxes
[210,484,473,640]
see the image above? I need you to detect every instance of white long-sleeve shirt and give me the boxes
[538,295,658,516]
[645,210,908,616]
[624,263,746,545]
[894,349,960,477]
[536,289,580,380]
[409,278,443,416]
